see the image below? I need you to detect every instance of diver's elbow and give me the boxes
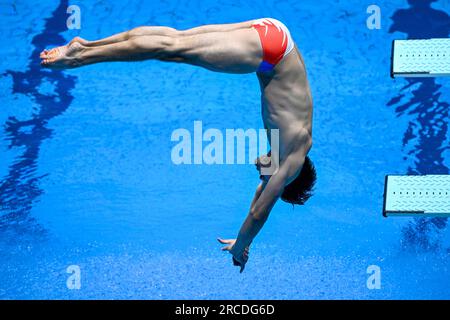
[249,208,268,222]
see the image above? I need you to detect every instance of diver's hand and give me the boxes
[217,238,249,273]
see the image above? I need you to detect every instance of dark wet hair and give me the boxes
[280,156,316,205]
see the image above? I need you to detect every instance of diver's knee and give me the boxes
[164,34,184,56]
[127,27,143,39]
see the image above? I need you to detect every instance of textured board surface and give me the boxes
[391,38,450,77]
[384,175,450,216]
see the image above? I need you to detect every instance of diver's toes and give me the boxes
[47,48,58,57]
[40,49,51,58]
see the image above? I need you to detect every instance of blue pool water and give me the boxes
[1,0,450,299]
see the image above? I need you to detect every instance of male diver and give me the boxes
[40,18,316,272]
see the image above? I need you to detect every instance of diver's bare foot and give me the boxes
[40,37,89,59]
[40,41,85,69]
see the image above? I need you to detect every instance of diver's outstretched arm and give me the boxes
[231,150,306,267]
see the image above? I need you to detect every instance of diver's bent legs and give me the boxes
[67,20,254,48]
[40,26,179,58]
[41,27,262,73]
[81,26,179,47]
[78,35,179,65]
[40,34,176,68]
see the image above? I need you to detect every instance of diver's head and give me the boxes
[281,156,316,205]
[255,153,316,205]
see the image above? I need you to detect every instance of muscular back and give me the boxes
[257,45,313,161]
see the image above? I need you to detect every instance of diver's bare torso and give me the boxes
[257,45,313,164]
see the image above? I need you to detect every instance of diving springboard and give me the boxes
[383,175,450,217]
[391,38,450,77]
